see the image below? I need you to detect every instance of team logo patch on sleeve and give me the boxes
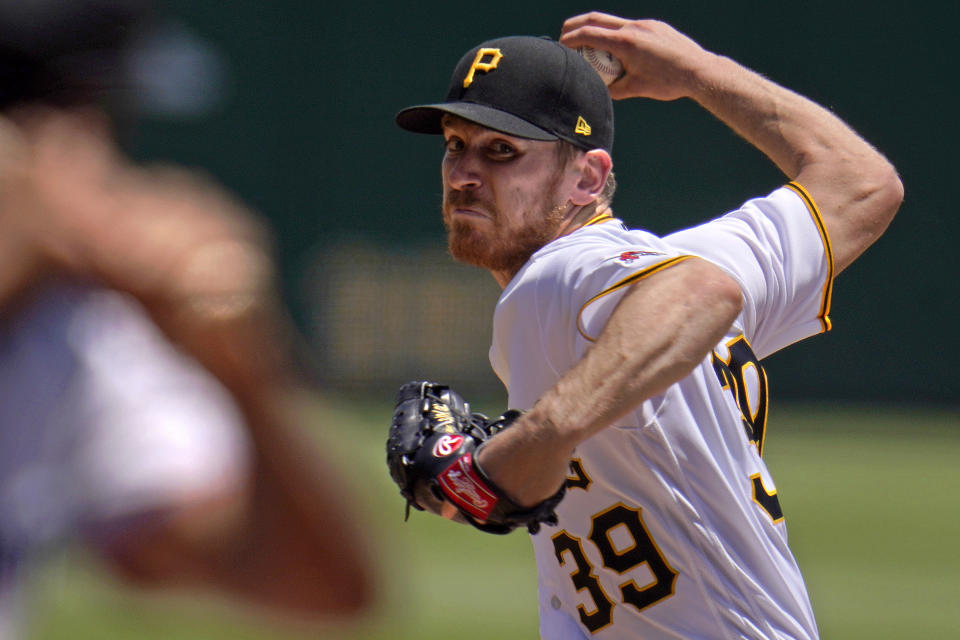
[617,250,664,265]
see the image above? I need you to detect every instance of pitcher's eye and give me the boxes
[443,137,464,154]
[488,141,517,159]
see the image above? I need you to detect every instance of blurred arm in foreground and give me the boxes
[2,106,374,620]
[0,0,373,633]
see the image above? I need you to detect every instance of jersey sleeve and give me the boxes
[574,253,695,343]
[491,229,691,406]
[550,229,693,353]
[664,183,834,359]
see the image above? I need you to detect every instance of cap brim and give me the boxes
[396,102,558,141]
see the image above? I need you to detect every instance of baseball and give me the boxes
[578,46,623,86]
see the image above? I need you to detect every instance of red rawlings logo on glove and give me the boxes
[437,453,499,520]
[432,433,465,457]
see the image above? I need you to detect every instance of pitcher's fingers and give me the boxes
[560,11,627,38]
[560,23,635,61]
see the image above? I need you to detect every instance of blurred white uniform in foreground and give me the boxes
[0,283,249,637]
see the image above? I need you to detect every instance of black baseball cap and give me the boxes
[396,35,613,152]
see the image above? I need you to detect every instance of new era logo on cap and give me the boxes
[575,116,592,136]
[396,35,613,152]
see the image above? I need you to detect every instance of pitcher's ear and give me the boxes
[570,149,612,206]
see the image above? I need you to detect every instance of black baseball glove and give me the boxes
[386,381,565,535]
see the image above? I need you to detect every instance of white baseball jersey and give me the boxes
[0,282,250,637]
[490,183,832,639]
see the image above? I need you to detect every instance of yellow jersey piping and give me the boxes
[784,182,834,332]
[582,212,615,227]
[576,255,695,342]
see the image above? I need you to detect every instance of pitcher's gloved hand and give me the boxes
[386,381,565,534]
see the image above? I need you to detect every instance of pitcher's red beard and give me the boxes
[443,184,568,275]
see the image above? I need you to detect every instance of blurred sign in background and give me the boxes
[132,0,958,404]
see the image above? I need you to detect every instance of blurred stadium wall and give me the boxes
[130,0,957,404]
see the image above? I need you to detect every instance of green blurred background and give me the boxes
[125,0,958,404]
[24,1,960,638]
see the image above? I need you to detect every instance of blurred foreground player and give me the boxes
[0,1,372,637]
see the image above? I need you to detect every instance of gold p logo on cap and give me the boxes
[463,48,503,88]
